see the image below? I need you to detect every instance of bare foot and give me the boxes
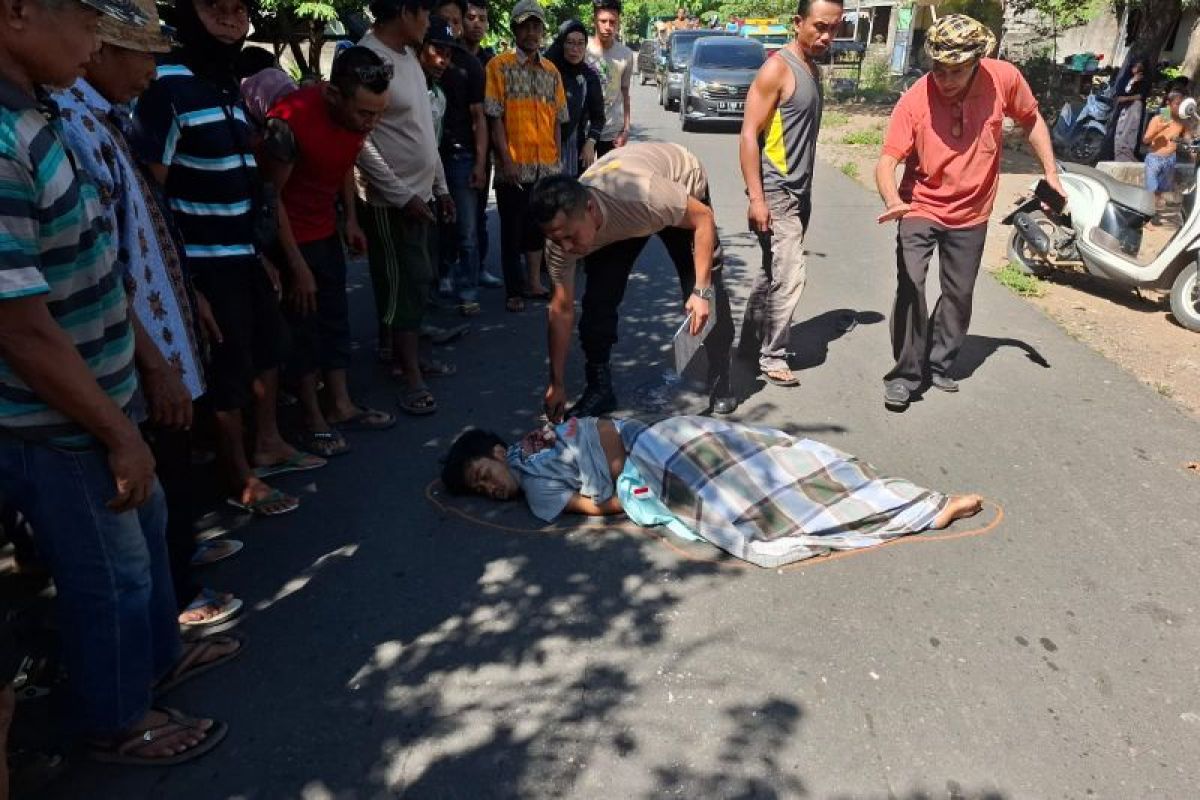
[931,494,984,529]
[91,708,213,758]
[252,439,308,469]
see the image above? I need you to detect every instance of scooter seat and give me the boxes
[1061,161,1157,218]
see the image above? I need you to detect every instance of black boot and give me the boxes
[568,363,617,418]
[709,371,738,415]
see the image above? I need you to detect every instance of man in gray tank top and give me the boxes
[736,0,842,387]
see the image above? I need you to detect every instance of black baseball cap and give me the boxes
[425,14,457,46]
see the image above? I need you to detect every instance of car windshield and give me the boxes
[751,34,789,45]
[693,44,764,68]
[669,35,723,66]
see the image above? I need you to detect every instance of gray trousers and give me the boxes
[739,189,810,373]
[885,217,988,391]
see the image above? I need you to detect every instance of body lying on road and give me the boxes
[443,416,983,567]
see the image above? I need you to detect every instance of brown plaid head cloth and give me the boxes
[924,14,997,66]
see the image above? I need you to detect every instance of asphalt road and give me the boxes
[45,82,1200,800]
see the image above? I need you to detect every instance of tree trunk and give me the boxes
[288,39,310,76]
[1181,15,1200,83]
[1099,0,1183,160]
[308,21,325,80]
[1120,0,1182,73]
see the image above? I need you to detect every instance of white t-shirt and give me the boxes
[586,38,634,142]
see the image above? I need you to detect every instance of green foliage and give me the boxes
[824,110,850,127]
[840,161,860,178]
[1007,0,1106,30]
[936,0,1003,35]
[994,263,1047,297]
[860,57,890,92]
[841,129,882,146]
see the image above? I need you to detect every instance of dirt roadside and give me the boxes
[817,104,1200,416]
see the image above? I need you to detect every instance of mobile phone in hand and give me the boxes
[1035,179,1067,214]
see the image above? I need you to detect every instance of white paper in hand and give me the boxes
[673,312,716,375]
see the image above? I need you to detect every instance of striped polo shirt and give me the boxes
[132,63,260,267]
[0,80,136,445]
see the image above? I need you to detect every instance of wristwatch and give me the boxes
[691,286,715,300]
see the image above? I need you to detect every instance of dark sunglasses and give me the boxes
[355,63,395,83]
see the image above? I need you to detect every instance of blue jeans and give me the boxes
[0,439,179,735]
[442,151,481,303]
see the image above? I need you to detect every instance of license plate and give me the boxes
[717,101,744,112]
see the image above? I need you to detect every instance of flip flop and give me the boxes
[156,634,245,695]
[178,589,243,629]
[295,430,351,458]
[420,359,457,378]
[333,406,396,431]
[190,539,243,567]
[762,369,801,387]
[458,301,481,317]
[252,452,327,478]
[398,388,437,416]
[225,488,299,517]
[506,297,525,313]
[88,709,228,766]
[420,322,470,345]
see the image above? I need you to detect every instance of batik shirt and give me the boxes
[484,49,569,184]
[56,79,205,400]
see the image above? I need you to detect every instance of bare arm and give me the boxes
[740,60,783,233]
[874,153,904,209]
[677,197,717,336]
[132,313,192,430]
[1023,114,1064,196]
[490,116,518,183]
[564,493,624,516]
[342,171,367,254]
[544,266,574,422]
[470,102,488,184]
[0,297,154,509]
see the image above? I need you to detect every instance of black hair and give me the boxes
[233,46,279,81]
[370,0,436,25]
[529,175,590,225]
[796,0,843,16]
[593,0,621,15]
[434,0,466,16]
[330,46,390,96]
[466,0,486,9]
[442,429,508,495]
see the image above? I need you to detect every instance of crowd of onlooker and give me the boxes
[0,0,637,783]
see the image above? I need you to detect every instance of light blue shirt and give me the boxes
[55,79,205,400]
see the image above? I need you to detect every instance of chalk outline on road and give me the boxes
[425,479,1005,572]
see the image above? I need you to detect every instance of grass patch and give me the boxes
[824,110,850,127]
[1155,382,1174,398]
[994,262,1046,297]
[841,129,883,146]
[840,161,860,179]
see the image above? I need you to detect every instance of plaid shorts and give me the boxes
[1145,153,1177,193]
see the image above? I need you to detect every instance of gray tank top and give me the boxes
[759,48,823,198]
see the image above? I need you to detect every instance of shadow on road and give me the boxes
[953,335,1051,381]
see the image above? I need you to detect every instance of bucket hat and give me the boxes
[98,0,172,53]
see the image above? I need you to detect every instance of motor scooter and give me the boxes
[1051,82,1112,165]
[1004,98,1200,332]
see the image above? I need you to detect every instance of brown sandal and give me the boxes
[156,634,244,695]
[88,707,227,766]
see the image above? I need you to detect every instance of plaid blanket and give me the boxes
[622,416,948,567]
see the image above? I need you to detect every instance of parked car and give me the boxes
[680,37,765,131]
[657,29,735,111]
[637,39,660,85]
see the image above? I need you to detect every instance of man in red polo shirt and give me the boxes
[262,46,397,456]
[874,15,1062,411]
